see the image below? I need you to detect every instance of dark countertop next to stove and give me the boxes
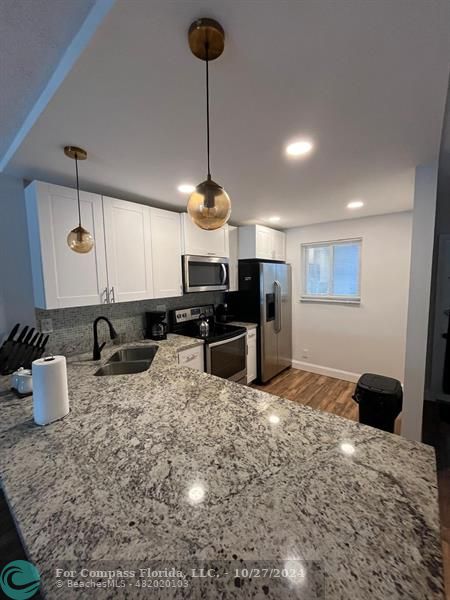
[0,334,444,599]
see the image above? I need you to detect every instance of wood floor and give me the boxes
[253,367,358,420]
[254,367,450,600]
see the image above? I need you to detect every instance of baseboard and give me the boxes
[291,360,360,383]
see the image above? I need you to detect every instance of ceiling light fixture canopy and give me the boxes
[64,145,94,253]
[187,18,231,230]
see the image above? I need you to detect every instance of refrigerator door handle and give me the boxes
[274,280,282,333]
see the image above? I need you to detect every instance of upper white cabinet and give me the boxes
[239,224,286,261]
[180,213,229,257]
[25,182,108,309]
[25,181,184,309]
[103,196,153,303]
[228,225,239,292]
[272,229,286,261]
[150,208,182,298]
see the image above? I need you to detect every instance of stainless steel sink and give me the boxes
[94,361,150,376]
[108,346,158,363]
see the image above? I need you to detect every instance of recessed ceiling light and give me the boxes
[285,139,314,157]
[268,216,281,223]
[347,200,364,209]
[177,183,195,194]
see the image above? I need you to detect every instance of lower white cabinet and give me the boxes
[25,181,109,309]
[246,328,257,384]
[150,208,182,298]
[178,345,204,371]
[103,196,153,303]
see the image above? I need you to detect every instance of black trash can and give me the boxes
[352,373,403,433]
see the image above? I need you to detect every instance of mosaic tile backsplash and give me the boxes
[36,292,225,356]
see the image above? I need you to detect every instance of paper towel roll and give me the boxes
[32,356,69,426]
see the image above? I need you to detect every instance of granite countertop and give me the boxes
[0,334,444,599]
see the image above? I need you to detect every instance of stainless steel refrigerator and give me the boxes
[233,261,292,383]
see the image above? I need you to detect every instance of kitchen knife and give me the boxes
[15,328,36,368]
[21,331,41,369]
[1,325,29,374]
[28,333,44,366]
[40,334,49,354]
[0,323,20,369]
[7,327,35,373]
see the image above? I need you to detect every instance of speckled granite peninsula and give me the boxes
[0,334,444,599]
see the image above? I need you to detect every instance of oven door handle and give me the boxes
[208,332,247,348]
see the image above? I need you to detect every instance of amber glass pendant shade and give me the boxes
[63,145,94,254]
[67,225,94,253]
[187,176,231,230]
[187,19,231,230]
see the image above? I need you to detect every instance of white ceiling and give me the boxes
[3,0,450,228]
[0,0,95,159]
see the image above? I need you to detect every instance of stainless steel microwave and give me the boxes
[183,255,229,293]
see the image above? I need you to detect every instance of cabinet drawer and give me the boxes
[178,346,204,371]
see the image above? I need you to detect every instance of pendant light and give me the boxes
[64,145,94,253]
[187,18,231,231]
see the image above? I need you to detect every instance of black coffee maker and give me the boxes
[145,311,167,340]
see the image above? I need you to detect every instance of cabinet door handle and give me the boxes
[180,353,197,363]
[110,286,115,303]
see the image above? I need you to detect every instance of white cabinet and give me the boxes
[178,345,204,371]
[272,230,286,261]
[103,196,153,303]
[228,225,239,292]
[150,208,182,298]
[247,335,257,384]
[26,182,185,309]
[25,181,108,309]
[255,226,273,259]
[239,224,286,261]
[246,328,257,384]
[181,213,229,257]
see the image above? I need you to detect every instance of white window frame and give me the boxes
[301,237,362,304]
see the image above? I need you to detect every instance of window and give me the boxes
[301,238,361,303]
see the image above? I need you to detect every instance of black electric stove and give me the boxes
[171,305,246,341]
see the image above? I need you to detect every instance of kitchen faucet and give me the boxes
[93,316,118,360]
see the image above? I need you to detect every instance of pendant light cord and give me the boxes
[205,41,211,179]
[74,153,82,227]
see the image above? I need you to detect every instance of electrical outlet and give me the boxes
[40,318,53,333]
[156,304,167,312]
[302,348,309,360]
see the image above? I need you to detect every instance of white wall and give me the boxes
[0,173,35,339]
[402,164,438,441]
[286,212,412,382]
